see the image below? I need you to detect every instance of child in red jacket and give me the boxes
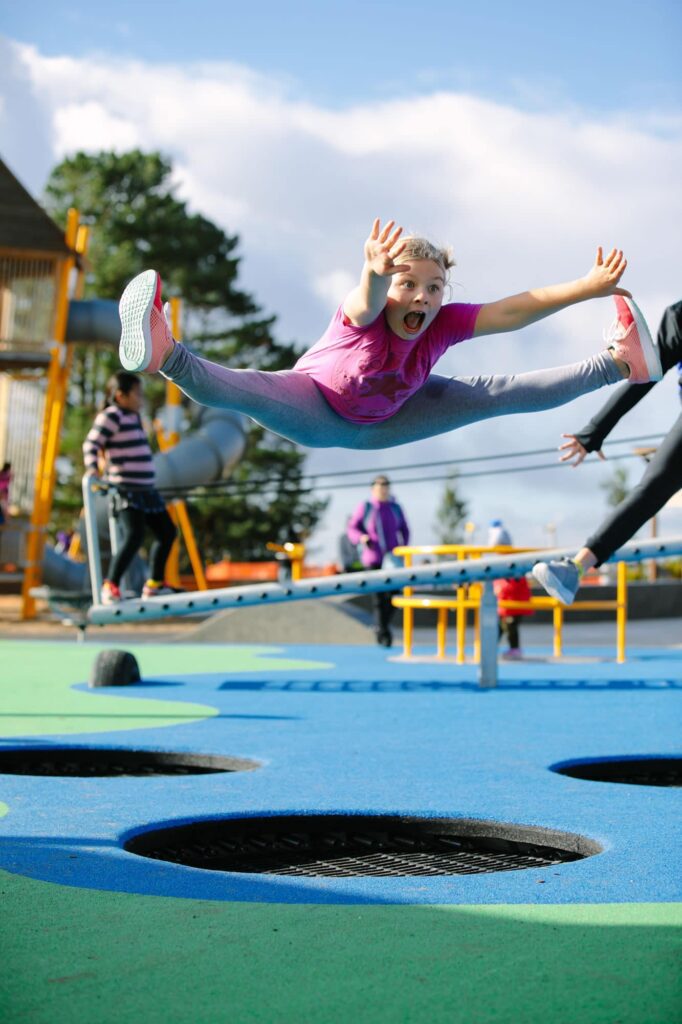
[493,576,534,659]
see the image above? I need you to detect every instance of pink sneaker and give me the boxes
[101,580,122,605]
[119,270,175,373]
[606,296,662,384]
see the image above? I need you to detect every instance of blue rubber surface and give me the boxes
[0,642,680,905]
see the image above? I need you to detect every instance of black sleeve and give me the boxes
[574,301,682,452]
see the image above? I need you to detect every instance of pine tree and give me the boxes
[45,149,327,562]
[434,471,469,544]
[600,466,629,509]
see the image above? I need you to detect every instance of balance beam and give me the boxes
[87,535,682,626]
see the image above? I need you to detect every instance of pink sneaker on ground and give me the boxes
[606,296,662,384]
[119,270,175,373]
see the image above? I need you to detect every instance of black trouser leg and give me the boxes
[145,509,178,581]
[107,507,146,585]
[499,616,520,648]
[376,591,396,630]
[586,414,682,565]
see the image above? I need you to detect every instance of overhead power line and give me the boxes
[157,435,664,501]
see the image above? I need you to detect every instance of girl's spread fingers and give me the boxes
[595,246,603,264]
[386,263,410,275]
[370,218,381,239]
[379,220,395,243]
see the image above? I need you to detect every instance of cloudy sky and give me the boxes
[2,1,681,560]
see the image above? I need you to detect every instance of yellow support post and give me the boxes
[162,298,183,587]
[401,551,414,657]
[472,583,482,663]
[436,607,448,658]
[616,560,627,663]
[553,603,563,657]
[21,209,80,619]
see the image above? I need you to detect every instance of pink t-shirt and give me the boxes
[294,302,482,423]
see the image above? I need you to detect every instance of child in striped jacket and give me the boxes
[83,370,177,604]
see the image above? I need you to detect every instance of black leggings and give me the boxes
[586,412,682,566]
[107,507,177,585]
[498,616,521,649]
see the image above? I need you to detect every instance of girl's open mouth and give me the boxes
[403,311,425,334]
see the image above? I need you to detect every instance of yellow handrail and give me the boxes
[391,544,629,662]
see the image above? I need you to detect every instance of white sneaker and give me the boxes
[532,559,581,605]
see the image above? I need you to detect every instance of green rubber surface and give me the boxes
[0,641,329,736]
[0,868,680,1023]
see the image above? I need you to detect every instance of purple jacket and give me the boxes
[347,498,410,569]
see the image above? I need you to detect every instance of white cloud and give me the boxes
[54,101,140,154]
[2,36,681,560]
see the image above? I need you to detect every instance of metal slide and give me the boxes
[42,299,247,590]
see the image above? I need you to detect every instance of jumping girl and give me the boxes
[83,371,177,604]
[118,219,662,451]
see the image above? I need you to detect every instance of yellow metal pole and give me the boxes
[553,603,563,657]
[166,298,183,446]
[172,501,207,590]
[403,606,414,657]
[22,208,80,618]
[456,552,466,664]
[473,583,481,663]
[155,425,208,591]
[436,607,447,658]
[401,551,413,657]
[162,298,183,585]
[616,560,627,663]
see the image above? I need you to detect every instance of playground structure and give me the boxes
[0,158,246,615]
[393,544,632,663]
[83,502,682,685]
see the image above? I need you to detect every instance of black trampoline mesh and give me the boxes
[125,815,596,876]
[554,757,681,787]
[0,749,258,778]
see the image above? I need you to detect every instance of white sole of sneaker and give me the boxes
[625,297,663,382]
[531,563,577,605]
[119,269,158,371]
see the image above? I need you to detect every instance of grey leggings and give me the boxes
[162,345,622,450]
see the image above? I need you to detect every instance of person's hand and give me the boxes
[360,533,370,545]
[364,218,409,278]
[559,433,606,467]
[582,247,631,299]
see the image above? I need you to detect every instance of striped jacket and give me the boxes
[82,404,155,487]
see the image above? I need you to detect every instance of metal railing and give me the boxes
[392,544,629,662]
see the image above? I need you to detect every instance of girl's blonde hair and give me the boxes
[396,236,456,279]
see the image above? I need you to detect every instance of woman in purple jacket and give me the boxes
[347,475,410,647]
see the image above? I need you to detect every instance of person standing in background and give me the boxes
[347,475,410,647]
[488,519,534,659]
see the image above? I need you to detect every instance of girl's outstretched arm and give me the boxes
[473,247,631,337]
[343,218,409,326]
